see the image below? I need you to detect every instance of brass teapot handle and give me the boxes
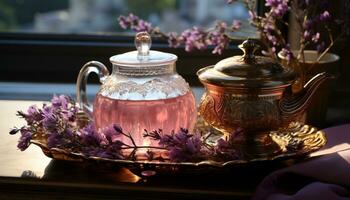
[76,61,109,117]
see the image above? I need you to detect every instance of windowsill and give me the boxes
[1,82,350,128]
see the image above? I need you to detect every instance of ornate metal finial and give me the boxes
[238,39,259,62]
[135,32,152,61]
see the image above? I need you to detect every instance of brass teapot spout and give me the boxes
[279,72,332,122]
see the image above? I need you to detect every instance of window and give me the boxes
[0,0,259,84]
[0,0,255,36]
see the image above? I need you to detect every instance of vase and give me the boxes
[278,50,340,128]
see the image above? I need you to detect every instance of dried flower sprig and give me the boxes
[10,95,245,163]
[118,13,242,55]
[118,0,349,63]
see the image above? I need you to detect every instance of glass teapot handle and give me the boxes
[76,61,109,116]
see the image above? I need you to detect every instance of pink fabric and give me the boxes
[252,123,350,200]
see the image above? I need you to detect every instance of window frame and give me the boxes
[0,1,266,85]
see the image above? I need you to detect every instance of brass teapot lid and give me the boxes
[197,39,296,88]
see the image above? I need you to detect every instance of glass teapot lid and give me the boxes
[110,32,177,75]
[197,39,296,88]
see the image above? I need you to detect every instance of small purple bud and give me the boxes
[10,128,19,135]
[312,32,320,43]
[319,11,331,22]
[113,124,123,134]
[231,20,241,31]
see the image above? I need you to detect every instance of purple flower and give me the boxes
[17,129,32,151]
[249,10,257,21]
[101,124,122,143]
[303,20,314,30]
[167,32,181,48]
[280,45,295,62]
[267,34,278,45]
[319,11,331,22]
[9,128,19,135]
[133,20,152,32]
[208,31,229,55]
[18,105,43,125]
[51,95,70,109]
[148,128,205,162]
[181,27,208,52]
[231,20,241,31]
[118,14,152,32]
[312,32,320,43]
[80,123,100,146]
[118,15,129,29]
[144,129,162,141]
[168,134,203,162]
[215,138,240,159]
[265,0,289,17]
[42,110,59,133]
[47,132,62,148]
[303,30,311,40]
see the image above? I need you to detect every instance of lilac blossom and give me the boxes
[312,32,320,43]
[42,109,59,133]
[214,128,243,159]
[51,94,70,109]
[167,32,181,48]
[117,14,242,55]
[100,124,123,143]
[280,45,295,63]
[265,0,289,17]
[319,11,331,22]
[133,20,152,32]
[17,129,32,151]
[16,105,43,125]
[145,128,206,162]
[118,13,152,32]
[181,27,208,52]
[208,22,230,54]
[231,20,242,31]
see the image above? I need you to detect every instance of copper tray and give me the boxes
[30,122,326,176]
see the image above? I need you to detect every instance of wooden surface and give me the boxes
[0,100,51,178]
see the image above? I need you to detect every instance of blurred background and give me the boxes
[0,0,254,35]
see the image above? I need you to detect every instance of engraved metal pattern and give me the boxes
[199,91,282,134]
[30,121,326,175]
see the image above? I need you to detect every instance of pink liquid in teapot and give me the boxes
[93,91,197,147]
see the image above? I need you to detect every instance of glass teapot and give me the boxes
[76,32,197,146]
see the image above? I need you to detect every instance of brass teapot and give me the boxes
[197,39,330,157]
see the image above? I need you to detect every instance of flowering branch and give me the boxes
[118,0,348,64]
[118,13,242,55]
[10,95,246,163]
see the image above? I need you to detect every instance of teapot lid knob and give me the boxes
[238,39,259,62]
[135,31,152,61]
